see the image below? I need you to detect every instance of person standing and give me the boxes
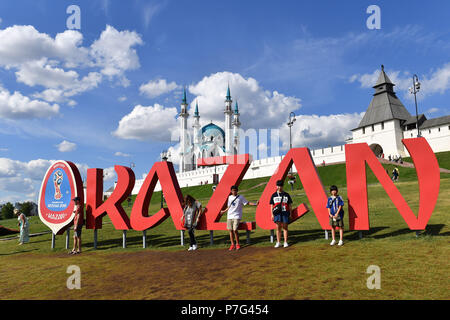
[221,185,258,251]
[70,197,83,254]
[14,208,29,245]
[270,180,293,248]
[181,194,203,251]
[326,185,345,246]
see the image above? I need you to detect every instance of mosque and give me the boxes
[178,85,241,173]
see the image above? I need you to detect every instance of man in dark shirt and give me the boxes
[70,196,83,254]
[270,180,293,248]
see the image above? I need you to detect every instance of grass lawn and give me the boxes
[0,160,449,300]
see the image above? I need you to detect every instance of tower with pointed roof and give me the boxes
[193,100,201,146]
[350,65,413,157]
[232,100,241,155]
[224,84,234,155]
[179,87,189,172]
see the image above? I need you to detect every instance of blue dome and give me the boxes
[201,123,225,138]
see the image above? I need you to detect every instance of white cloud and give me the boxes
[0,25,89,68]
[0,24,141,109]
[114,151,131,157]
[90,25,143,85]
[56,140,77,152]
[0,85,60,119]
[426,107,439,114]
[113,103,178,141]
[188,71,301,130]
[118,96,127,102]
[139,79,179,98]
[279,112,364,150]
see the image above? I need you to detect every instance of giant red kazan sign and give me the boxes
[38,138,441,234]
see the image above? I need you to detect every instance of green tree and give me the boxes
[1,202,14,220]
[19,202,34,216]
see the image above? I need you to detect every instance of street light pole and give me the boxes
[409,74,421,137]
[287,112,296,150]
[287,112,296,174]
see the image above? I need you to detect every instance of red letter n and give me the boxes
[345,138,440,230]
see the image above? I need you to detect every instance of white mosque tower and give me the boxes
[179,87,189,173]
[178,85,241,173]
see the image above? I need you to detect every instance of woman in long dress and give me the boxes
[14,208,29,245]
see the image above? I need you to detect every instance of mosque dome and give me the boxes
[200,123,225,143]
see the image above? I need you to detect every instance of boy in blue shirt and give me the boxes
[326,185,345,246]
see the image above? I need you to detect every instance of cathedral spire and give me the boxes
[234,100,239,114]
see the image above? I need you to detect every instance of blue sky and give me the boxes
[1,0,450,204]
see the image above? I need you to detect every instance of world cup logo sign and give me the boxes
[53,170,63,200]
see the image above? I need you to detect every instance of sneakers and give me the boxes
[188,246,193,251]
[283,242,289,248]
[229,244,235,251]
[274,242,281,248]
[330,240,336,246]
[235,244,241,250]
[338,240,344,246]
[192,244,198,250]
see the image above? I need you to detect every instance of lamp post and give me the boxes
[287,112,296,174]
[287,112,296,150]
[409,74,421,137]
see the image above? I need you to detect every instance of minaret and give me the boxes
[193,100,201,146]
[179,87,189,173]
[224,84,233,155]
[232,100,241,155]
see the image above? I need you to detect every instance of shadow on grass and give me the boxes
[344,224,447,240]
[58,224,449,251]
[0,248,38,256]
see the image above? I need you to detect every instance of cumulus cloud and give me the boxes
[113,103,178,141]
[279,112,364,150]
[188,71,301,130]
[0,24,142,112]
[90,25,143,85]
[139,79,179,98]
[56,140,77,152]
[0,26,89,68]
[0,85,60,119]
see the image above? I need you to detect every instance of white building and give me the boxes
[132,66,450,193]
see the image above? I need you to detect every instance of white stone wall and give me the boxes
[403,123,450,155]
